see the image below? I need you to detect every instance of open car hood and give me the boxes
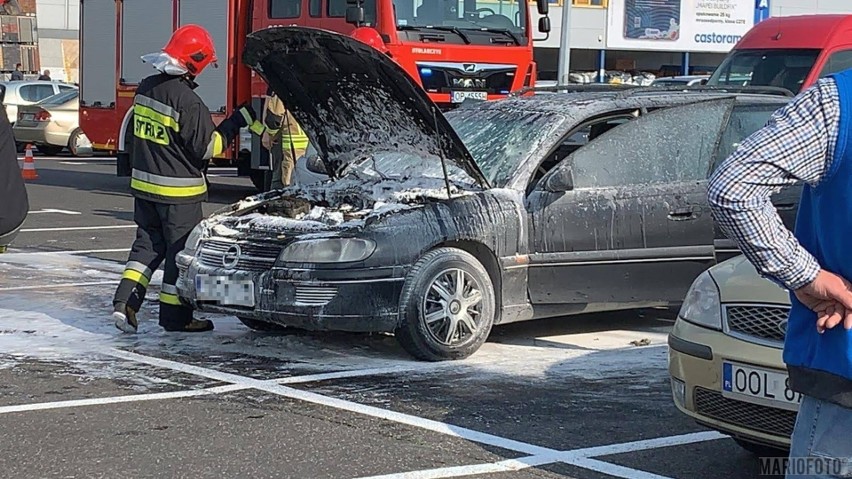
[242,27,489,188]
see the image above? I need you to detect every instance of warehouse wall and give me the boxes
[36,0,79,83]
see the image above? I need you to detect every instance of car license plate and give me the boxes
[451,91,487,103]
[195,274,255,307]
[722,362,802,410]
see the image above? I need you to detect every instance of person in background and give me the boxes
[261,91,309,189]
[10,64,23,81]
[37,70,50,81]
[0,104,27,253]
[708,71,852,478]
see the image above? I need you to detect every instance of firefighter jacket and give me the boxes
[0,107,27,236]
[129,73,257,204]
[264,94,309,151]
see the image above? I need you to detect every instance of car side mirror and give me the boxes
[306,156,328,175]
[538,16,551,33]
[346,6,365,24]
[544,166,574,193]
[536,0,548,15]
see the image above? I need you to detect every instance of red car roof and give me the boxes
[737,15,852,50]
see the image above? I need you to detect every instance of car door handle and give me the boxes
[775,203,796,211]
[668,207,698,221]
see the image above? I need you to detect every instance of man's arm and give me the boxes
[707,78,839,291]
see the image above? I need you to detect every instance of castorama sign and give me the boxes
[606,0,770,53]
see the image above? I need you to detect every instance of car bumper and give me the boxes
[668,317,795,450]
[12,124,70,147]
[175,250,405,332]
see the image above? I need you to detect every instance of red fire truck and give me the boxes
[79,0,551,190]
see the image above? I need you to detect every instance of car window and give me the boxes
[37,90,78,106]
[710,103,781,174]
[19,84,57,102]
[818,50,852,79]
[562,99,734,189]
[58,85,76,92]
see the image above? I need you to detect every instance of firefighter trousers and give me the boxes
[113,198,202,329]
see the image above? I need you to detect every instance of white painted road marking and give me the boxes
[566,458,673,479]
[0,281,118,292]
[0,384,247,415]
[357,456,557,479]
[3,248,132,256]
[20,225,136,233]
[28,209,82,215]
[106,348,560,456]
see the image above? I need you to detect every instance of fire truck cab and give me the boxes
[79,0,550,191]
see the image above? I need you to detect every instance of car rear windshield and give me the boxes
[445,106,565,187]
[707,49,820,94]
[37,90,77,106]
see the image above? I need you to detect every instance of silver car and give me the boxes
[0,81,77,147]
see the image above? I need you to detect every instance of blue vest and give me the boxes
[783,69,852,381]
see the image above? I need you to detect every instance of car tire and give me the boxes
[237,316,291,332]
[67,128,86,157]
[395,247,496,361]
[733,438,788,456]
[38,144,63,156]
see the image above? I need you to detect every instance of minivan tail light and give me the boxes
[34,109,51,122]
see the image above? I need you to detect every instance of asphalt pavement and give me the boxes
[0,155,782,479]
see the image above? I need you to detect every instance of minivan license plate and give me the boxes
[722,362,802,410]
[195,274,255,307]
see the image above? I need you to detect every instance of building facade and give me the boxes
[532,0,852,81]
[36,0,78,83]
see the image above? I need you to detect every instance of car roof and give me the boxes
[460,90,790,118]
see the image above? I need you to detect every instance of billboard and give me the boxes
[606,0,757,53]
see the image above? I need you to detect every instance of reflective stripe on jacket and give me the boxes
[129,73,223,204]
[264,94,309,150]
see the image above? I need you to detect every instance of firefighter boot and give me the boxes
[112,301,139,333]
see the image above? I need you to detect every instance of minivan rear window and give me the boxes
[707,49,820,94]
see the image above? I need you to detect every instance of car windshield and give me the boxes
[392,0,527,38]
[37,90,77,106]
[707,49,820,94]
[445,106,566,187]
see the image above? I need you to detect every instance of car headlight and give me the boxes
[679,271,722,330]
[277,238,376,264]
[185,223,207,253]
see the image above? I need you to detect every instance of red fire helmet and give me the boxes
[161,24,219,76]
[351,27,389,54]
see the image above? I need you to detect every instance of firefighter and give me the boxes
[261,91,309,189]
[112,24,264,334]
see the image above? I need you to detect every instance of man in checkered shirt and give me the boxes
[708,73,852,476]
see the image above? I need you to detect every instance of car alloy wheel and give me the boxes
[395,247,496,361]
[422,268,483,346]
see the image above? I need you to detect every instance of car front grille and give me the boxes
[416,62,517,95]
[724,304,790,346]
[198,239,280,271]
[294,285,337,306]
[693,387,796,439]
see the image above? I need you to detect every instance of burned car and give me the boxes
[176,27,793,361]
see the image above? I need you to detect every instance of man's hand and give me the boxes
[794,269,852,333]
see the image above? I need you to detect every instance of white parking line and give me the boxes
[3,248,132,256]
[105,348,560,456]
[560,431,726,458]
[356,456,558,479]
[20,225,136,233]
[566,458,673,479]
[0,384,247,415]
[0,281,118,292]
[28,209,81,215]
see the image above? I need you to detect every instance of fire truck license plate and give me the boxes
[195,274,255,307]
[451,91,487,103]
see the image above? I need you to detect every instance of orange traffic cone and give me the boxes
[21,144,37,180]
